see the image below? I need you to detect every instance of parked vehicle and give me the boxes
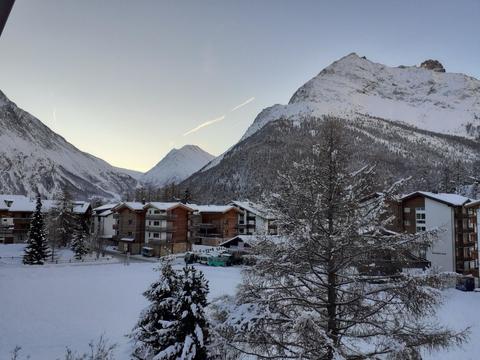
[456,276,475,292]
[141,247,154,257]
[207,253,232,267]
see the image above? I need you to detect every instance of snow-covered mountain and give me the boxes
[140,145,214,187]
[0,90,137,199]
[243,53,480,141]
[183,54,480,202]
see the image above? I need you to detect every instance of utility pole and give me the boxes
[0,0,15,37]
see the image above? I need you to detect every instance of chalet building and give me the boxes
[112,202,146,255]
[461,200,480,277]
[398,192,472,273]
[0,195,92,244]
[230,200,277,235]
[92,203,119,245]
[190,205,241,246]
[144,202,194,257]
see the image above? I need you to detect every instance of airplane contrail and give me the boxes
[183,115,226,136]
[231,97,255,111]
[52,107,57,122]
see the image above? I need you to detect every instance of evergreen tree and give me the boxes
[175,266,209,360]
[132,263,210,360]
[71,228,89,260]
[214,118,467,359]
[182,189,192,204]
[53,187,75,247]
[23,195,50,265]
[131,261,181,360]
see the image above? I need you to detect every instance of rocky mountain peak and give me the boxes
[420,59,446,72]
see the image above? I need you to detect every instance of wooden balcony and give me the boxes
[145,225,175,233]
[146,214,177,221]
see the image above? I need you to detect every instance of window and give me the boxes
[404,207,410,213]
[128,219,133,225]
[404,220,410,226]
[154,221,160,226]
[153,233,159,238]
[128,231,132,236]
[415,208,426,232]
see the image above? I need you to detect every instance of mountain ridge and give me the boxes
[185,53,480,201]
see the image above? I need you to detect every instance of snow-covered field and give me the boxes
[0,244,241,359]
[0,244,479,360]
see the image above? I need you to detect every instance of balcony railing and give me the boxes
[145,225,175,233]
[146,214,177,221]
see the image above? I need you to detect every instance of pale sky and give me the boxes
[1,0,479,172]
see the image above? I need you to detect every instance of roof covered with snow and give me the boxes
[1,196,90,213]
[188,204,239,214]
[0,195,30,211]
[113,202,145,211]
[401,191,473,207]
[93,203,119,212]
[230,200,275,219]
[72,201,91,214]
[146,202,194,211]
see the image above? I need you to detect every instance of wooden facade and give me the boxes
[193,207,240,246]
[114,203,146,255]
[144,203,193,257]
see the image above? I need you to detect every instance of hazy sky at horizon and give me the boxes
[1,0,479,172]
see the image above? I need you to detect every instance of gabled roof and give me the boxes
[3,197,90,214]
[0,195,31,211]
[112,202,146,212]
[401,191,472,207]
[230,200,275,220]
[465,199,480,209]
[188,204,240,214]
[145,202,194,212]
[93,203,119,213]
[73,201,91,214]
[220,234,284,247]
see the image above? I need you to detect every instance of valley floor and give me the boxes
[0,244,478,360]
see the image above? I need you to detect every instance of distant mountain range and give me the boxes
[0,90,213,199]
[2,53,480,202]
[0,90,137,200]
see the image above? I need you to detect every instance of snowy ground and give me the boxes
[0,244,478,360]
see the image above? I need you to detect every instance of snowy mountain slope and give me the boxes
[140,145,214,187]
[0,90,137,199]
[240,53,480,142]
[181,115,480,203]
[113,166,143,180]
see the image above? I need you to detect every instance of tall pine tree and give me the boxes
[53,187,75,247]
[214,117,467,359]
[23,195,50,265]
[71,228,89,260]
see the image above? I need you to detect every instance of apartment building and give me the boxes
[92,203,118,245]
[398,191,472,273]
[230,200,277,235]
[144,202,194,257]
[190,205,241,246]
[0,195,92,244]
[461,200,480,277]
[112,202,146,255]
